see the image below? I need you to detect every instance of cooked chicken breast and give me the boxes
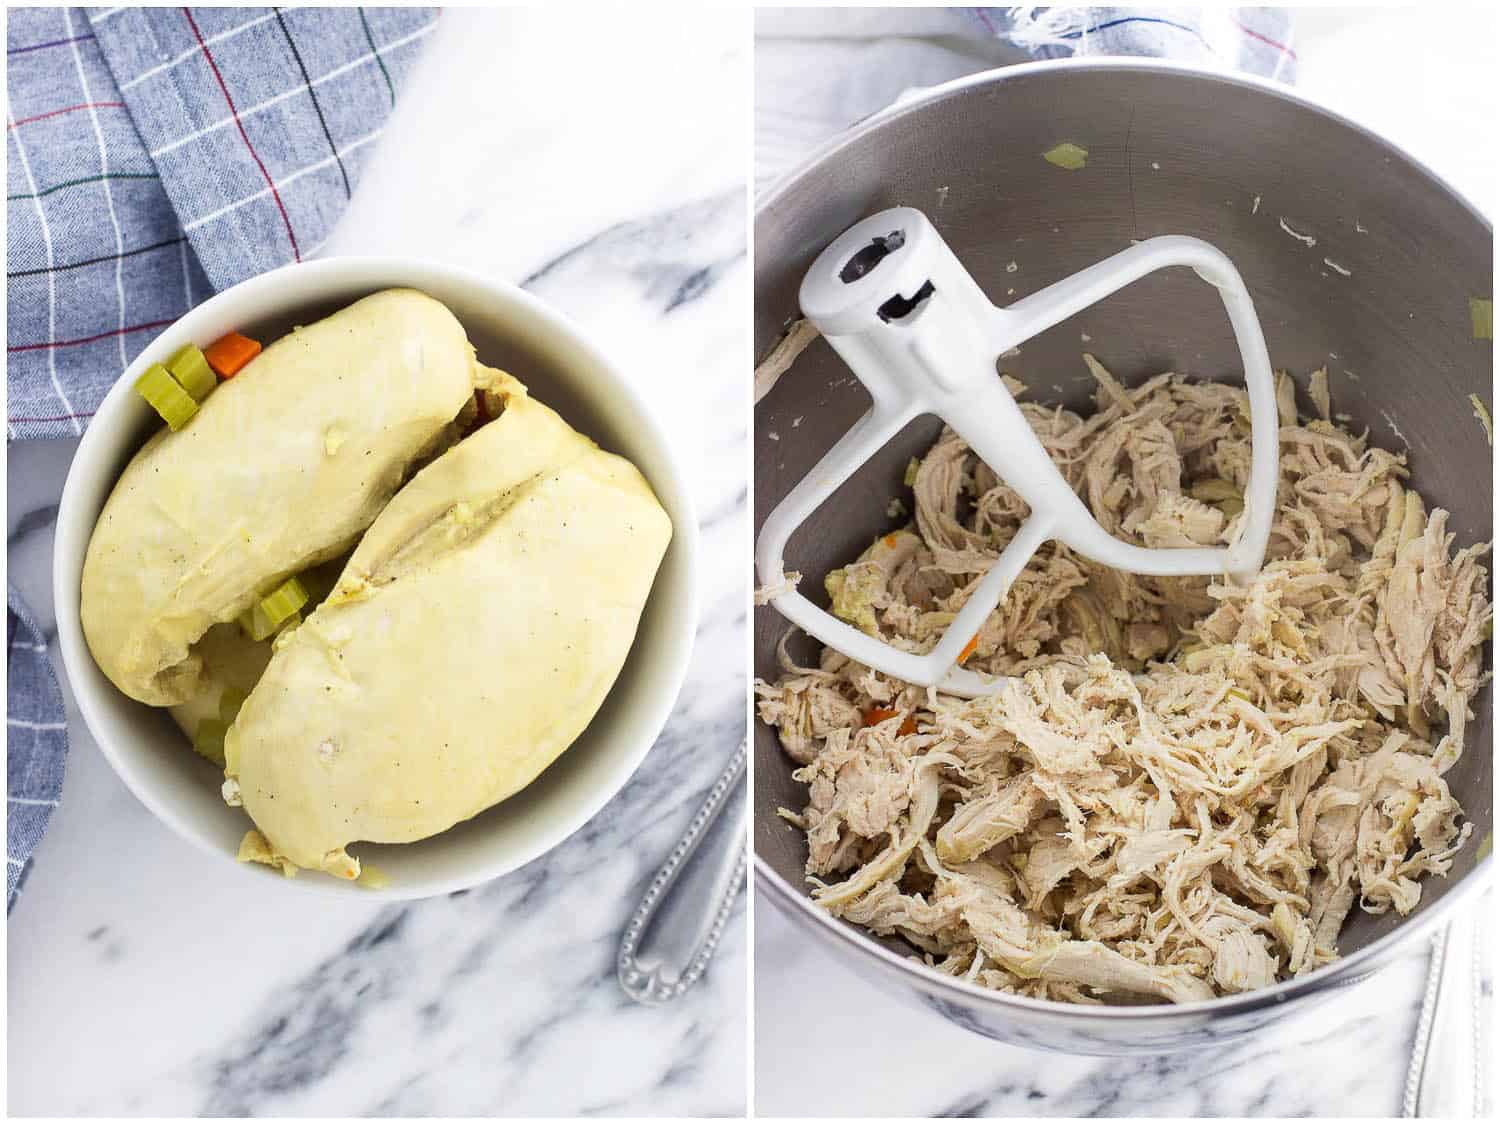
[225,371,672,878]
[81,289,478,706]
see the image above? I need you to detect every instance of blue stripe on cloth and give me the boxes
[976,7,1297,83]
[1055,15,1216,53]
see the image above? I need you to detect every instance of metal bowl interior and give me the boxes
[753,60,1493,1051]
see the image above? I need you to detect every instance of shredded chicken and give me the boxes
[756,358,1489,1004]
[755,570,803,606]
[754,317,820,403]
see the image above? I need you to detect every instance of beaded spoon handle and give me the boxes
[618,739,747,1005]
[1404,903,1485,1118]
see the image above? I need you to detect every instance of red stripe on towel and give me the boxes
[182,8,301,260]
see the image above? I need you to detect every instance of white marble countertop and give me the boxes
[753,8,1492,1118]
[7,9,747,1116]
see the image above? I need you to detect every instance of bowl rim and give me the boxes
[753,56,1493,1017]
[754,853,1493,1022]
[54,254,700,901]
[757,55,1492,233]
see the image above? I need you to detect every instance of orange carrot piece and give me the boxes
[958,633,980,664]
[204,331,261,378]
[862,707,917,736]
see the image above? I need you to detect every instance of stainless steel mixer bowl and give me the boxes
[754,59,1493,1055]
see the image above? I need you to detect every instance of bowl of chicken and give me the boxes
[752,59,1492,1053]
[56,258,699,899]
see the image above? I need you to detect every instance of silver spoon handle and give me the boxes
[1404,903,1485,1117]
[618,739,747,1005]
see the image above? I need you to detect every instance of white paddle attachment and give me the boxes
[756,206,1279,696]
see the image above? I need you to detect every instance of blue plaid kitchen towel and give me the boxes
[980,6,1297,82]
[7,587,68,907]
[6,5,436,910]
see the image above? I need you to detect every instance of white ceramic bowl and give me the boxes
[54,257,699,900]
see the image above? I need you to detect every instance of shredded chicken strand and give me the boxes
[756,357,1489,1003]
[754,570,803,606]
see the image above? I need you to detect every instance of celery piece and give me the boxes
[219,686,248,723]
[240,602,278,642]
[260,576,309,629]
[1471,298,1493,341]
[135,363,198,430]
[1043,142,1088,171]
[1471,394,1493,445]
[194,719,228,766]
[167,343,216,401]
